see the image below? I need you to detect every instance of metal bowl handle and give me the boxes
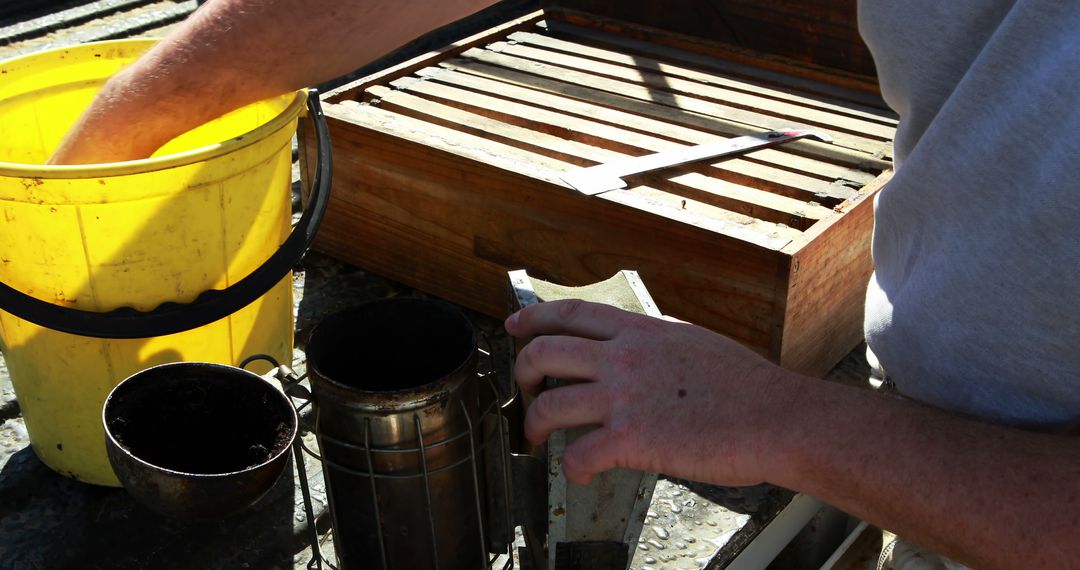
[0,90,333,339]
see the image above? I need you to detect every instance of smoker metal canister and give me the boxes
[306,298,486,570]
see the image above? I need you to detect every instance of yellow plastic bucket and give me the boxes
[0,40,332,486]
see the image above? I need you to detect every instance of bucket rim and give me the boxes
[306,298,480,409]
[0,39,308,179]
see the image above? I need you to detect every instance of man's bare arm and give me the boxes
[506,300,1080,570]
[49,0,496,164]
[772,372,1079,570]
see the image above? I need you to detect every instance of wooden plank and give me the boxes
[541,0,871,71]
[413,66,876,191]
[323,10,544,101]
[332,101,801,250]
[536,19,890,110]
[775,170,893,376]
[385,76,668,157]
[360,89,822,232]
[544,9,880,94]
[544,3,881,90]
[367,85,617,167]
[644,172,830,230]
[328,101,568,184]
[487,41,895,140]
[507,30,897,128]
[451,47,892,159]
[440,56,891,171]
[388,74,855,206]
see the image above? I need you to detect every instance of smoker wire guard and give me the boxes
[239,339,522,570]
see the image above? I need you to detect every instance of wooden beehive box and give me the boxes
[300,9,896,377]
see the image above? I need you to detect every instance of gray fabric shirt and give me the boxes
[858,0,1080,425]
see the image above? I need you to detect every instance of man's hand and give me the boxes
[505,299,1080,570]
[505,299,799,486]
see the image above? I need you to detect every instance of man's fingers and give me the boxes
[514,335,603,397]
[506,299,635,341]
[524,382,609,446]
[561,427,624,486]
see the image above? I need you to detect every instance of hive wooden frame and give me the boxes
[301,10,895,376]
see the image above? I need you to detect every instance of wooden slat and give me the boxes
[386,76,656,155]
[369,85,608,167]
[544,8,880,94]
[329,101,567,184]
[366,86,828,230]
[323,10,544,100]
[452,47,891,159]
[487,41,895,141]
[541,1,875,77]
[332,101,801,251]
[389,73,855,206]
[438,58,891,170]
[538,20,890,110]
[507,30,897,128]
[413,65,877,191]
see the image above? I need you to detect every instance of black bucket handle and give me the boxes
[0,91,333,339]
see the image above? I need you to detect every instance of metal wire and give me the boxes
[415,414,442,570]
[489,375,516,567]
[241,354,338,570]
[364,418,390,570]
[307,387,507,479]
[294,440,324,570]
[462,399,489,570]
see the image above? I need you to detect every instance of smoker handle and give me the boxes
[0,90,333,339]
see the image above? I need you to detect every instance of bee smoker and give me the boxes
[300,271,659,570]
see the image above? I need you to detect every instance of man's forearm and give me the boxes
[769,375,1080,570]
[50,0,496,164]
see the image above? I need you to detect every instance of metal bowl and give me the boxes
[102,362,298,520]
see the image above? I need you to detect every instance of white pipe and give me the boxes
[819,520,870,570]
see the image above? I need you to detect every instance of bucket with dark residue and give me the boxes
[102,362,297,520]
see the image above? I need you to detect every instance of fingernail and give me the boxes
[504,311,519,330]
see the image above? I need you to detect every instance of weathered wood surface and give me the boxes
[541,0,877,79]
[301,13,896,376]
[777,170,892,374]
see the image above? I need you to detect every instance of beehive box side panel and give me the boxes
[304,107,793,354]
[541,1,879,92]
[776,170,892,376]
[302,115,529,317]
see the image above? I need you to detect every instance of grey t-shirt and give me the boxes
[858,0,1080,425]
